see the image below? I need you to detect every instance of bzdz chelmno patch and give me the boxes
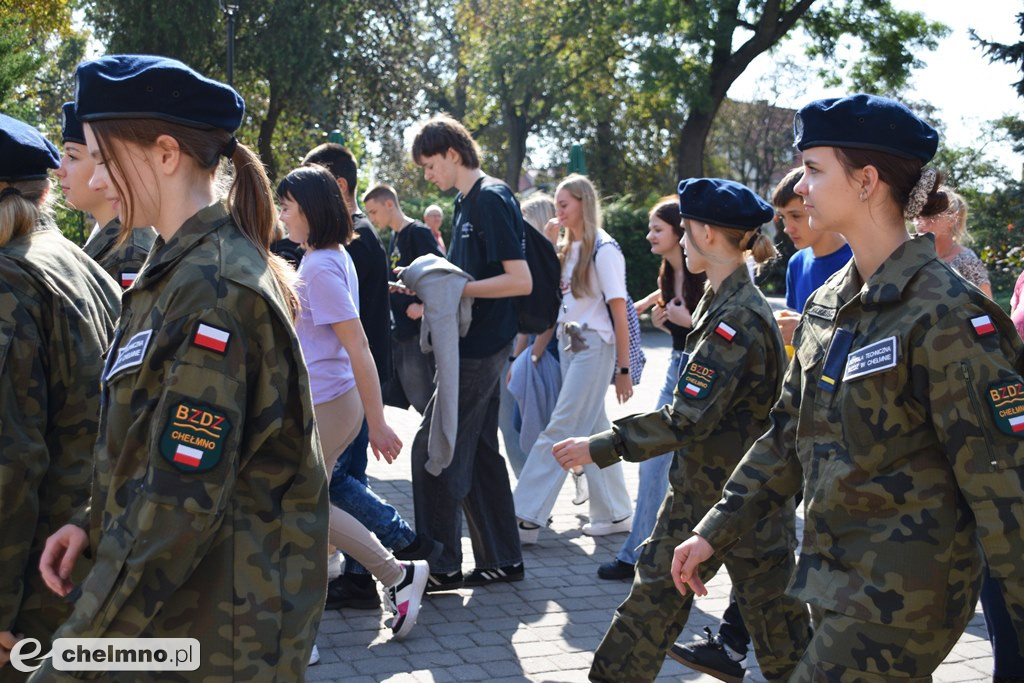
[987,379,1024,437]
[677,361,717,399]
[160,400,232,472]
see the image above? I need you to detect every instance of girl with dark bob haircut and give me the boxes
[276,164,353,249]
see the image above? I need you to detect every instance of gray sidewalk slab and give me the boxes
[313,330,993,682]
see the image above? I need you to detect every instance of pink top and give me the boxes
[1011,269,1024,342]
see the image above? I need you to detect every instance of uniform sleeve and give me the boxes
[0,316,48,631]
[52,306,258,649]
[590,314,769,466]
[694,342,805,553]
[926,303,1024,647]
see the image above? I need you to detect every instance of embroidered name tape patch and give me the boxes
[805,304,836,321]
[160,400,232,472]
[104,329,152,382]
[192,322,230,354]
[988,379,1024,437]
[844,336,898,381]
[678,361,717,399]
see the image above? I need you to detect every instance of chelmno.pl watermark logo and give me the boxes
[10,638,200,672]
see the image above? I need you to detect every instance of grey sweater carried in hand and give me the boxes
[399,255,474,475]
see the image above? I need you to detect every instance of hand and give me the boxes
[0,631,23,667]
[774,310,800,347]
[543,217,562,245]
[369,423,403,464]
[405,302,424,321]
[39,524,89,597]
[650,303,668,330]
[614,372,633,403]
[389,267,416,297]
[665,298,691,327]
[671,535,714,597]
[552,437,594,471]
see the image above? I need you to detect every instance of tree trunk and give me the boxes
[258,86,284,182]
[504,113,528,190]
[675,106,719,181]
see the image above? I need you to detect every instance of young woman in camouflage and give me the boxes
[0,114,120,678]
[34,56,329,680]
[675,94,1024,680]
[553,178,811,682]
[53,102,155,289]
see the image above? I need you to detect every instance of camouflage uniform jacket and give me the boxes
[37,203,329,681]
[591,265,787,519]
[0,219,119,644]
[696,235,1024,644]
[82,218,156,289]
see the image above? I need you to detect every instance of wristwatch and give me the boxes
[617,367,630,375]
[530,354,539,364]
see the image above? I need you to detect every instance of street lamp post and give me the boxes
[219,1,239,87]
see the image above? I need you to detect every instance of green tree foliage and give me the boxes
[84,0,418,180]
[0,0,75,108]
[971,10,1024,98]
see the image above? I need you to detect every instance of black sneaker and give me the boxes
[424,569,463,594]
[668,627,745,683]
[596,558,635,581]
[325,573,380,610]
[463,562,525,587]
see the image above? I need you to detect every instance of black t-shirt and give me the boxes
[345,212,391,382]
[665,319,691,351]
[389,220,445,340]
[449,176,525,358]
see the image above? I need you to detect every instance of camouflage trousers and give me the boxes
[787,606,964,682]
[590,487,810,682]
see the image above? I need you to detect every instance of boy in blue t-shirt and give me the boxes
[773,167,852,346]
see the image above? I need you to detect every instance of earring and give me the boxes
[859,189,867,202]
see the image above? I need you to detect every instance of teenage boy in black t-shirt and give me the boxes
[410,115,531,590]
[364,183,444,413]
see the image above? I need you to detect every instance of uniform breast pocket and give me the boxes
[840,360,924,450]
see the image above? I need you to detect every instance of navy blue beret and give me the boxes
[75,54,244,132]
[61,102,85,144]
[0,113,60,181]
[677,178,774,231]
[794,94,938,162]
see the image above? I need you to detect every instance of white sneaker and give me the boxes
[308,644,320,666]
[583,516,632,537]
[383,560,428,640]
[572,470,589,505]
[518,521,540,545]
[327,550,344,581]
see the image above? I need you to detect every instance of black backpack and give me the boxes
[473,177,562,334]
[516,223,562,333]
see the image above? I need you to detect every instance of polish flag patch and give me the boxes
[193,323,231,354]
[1011,415,1024,433]
[173,444,204,468]
[120,271,138,288]
[971,315,995,337]
[715,322,736,342]
[683,383,701,397]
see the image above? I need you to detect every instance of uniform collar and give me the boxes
[694,263,750,323]
[822,233,936,310]
[83,217,122,259]
[134,202,230,288]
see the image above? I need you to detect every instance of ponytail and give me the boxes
[747,231,778,266]
[226,142,299,318]
[0,180,50,247]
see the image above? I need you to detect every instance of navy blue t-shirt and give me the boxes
[785,242,853,313]
[389,220,444,340]
[450,176,525,358]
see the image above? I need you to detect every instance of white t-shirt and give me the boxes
[558,229,627,344]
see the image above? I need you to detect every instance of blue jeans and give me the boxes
[329,420,416,574]
[615,348,686,565]
[411,343,521,573]
[981,563,1024,677]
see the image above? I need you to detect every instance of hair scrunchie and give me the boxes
[221,136,238,159]
[0,187,23,202]
[904,167,938,220]
[743,227,761,251]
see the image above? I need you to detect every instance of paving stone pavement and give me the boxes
[311,330,994,682]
